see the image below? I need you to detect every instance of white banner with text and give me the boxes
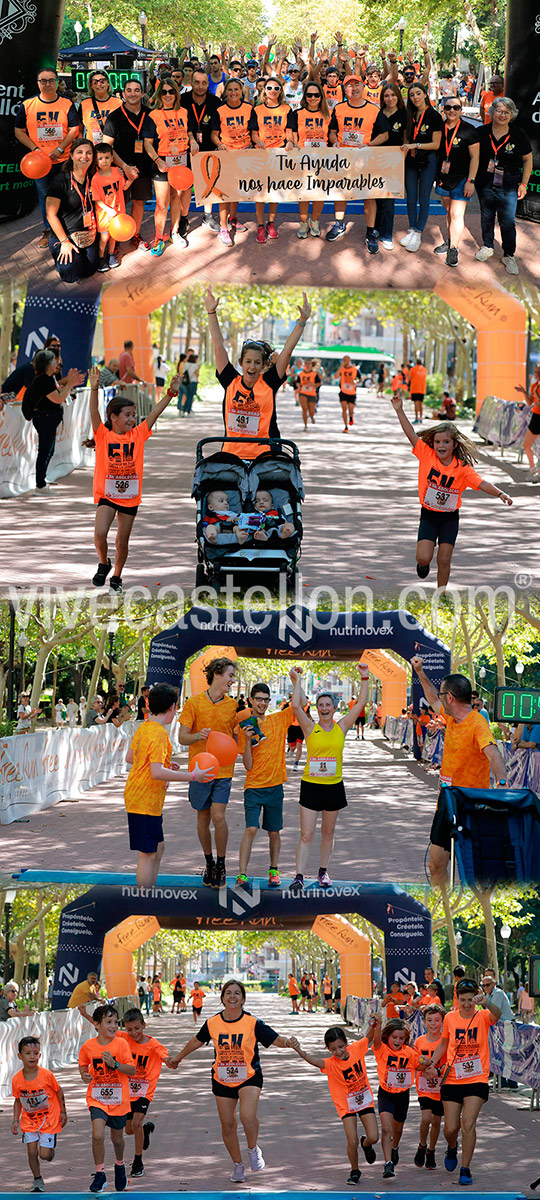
[192,146,404,204]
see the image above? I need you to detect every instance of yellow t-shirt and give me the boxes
[302,722,345,785]
[179,692,238,780]
[68,981,98,1009]
[124,721,172,816]
[236,708,294,789]
[439,710,495,789]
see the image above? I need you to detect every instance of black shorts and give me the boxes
[299,392,317,404]
[417,506,460,547]
[419,1096,444,1117]
[529,412,540,435]
[430,802,452,853]
[411,392,425,404]
[299,779,347,812]
[339,391,356,405]
[440,1081,489,1104]
[287,726,304,745]
[130,1097,151,1116]
[173,990,184,1001]
[212,1069,263,1099]
[192,1005,202,1015]
[378,1086,409,1123]
[300,988,309,998]
[341,1106,375,1121]
[355,716,365,727]
[125,174,153,203]
[98,497,139,518]
[89,1107,127,1129]
[128,812,164,854]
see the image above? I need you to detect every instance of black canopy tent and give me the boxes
[58,22,154,61]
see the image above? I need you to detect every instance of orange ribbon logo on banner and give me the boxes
[200,153,229,200]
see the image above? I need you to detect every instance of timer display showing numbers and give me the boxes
[71,69,143,93]
[494,686,540,723]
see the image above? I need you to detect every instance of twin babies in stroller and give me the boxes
[204,487,294,546]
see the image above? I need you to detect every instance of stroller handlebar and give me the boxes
[195,436,301,465]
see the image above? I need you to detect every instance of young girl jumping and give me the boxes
[88,365,180,591]
[391,394,512,588]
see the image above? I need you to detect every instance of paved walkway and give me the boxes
[1,385,538,597]
[0,994,537,1193]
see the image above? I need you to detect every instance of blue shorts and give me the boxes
[89,1107,127,1129]
[189,777,232,811]
[127,811,164,853]
[244,785,284,832]
[435,177,469,201]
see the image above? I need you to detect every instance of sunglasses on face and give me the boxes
[266,86,281,92]
[161,88,175,94]
[306,92,320,98]
[444,104,461,111]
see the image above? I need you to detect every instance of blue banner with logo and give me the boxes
[17,279,102,374]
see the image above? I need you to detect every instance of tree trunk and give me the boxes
[184,291,193,354]
[159,301,168,355]
[474,889,497,967]
[0,280,14,381]
[51,651,59,715]
[36,894,47,1009]
[87,627,109,703]
[166,296,180,361]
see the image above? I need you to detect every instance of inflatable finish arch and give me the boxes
[52,881,432,1009]
[434,279,527,412]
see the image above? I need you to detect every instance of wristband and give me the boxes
[207,308,218,314]
[111,1058,118,1069]
[498,778,507,785]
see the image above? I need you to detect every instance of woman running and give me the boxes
[210,79,252,246]
[204,286,310,460]
[515,363,540,479]
[298,358,322,431]
[286,80,329,237]
[249,78,290,242]
[390,393,512,588]
[145,76,198,255]
[291,1024,379,1187]
[87,365,181,591]
[289,664,369,893]
[79,70,121,144]
[168,979,294,1182]
[400,84,443,253]
[370,83,406,250]
[332,355,358,432]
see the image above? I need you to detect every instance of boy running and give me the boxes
[190,982,206,1023]
[118,1008,173,1178]
[78,1004,136,1194]
[12,1036,67,1193]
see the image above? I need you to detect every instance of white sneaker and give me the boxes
[297,221,309,239]
[248,1145,265,1172]
[309,219,321,237]
[502,255,519,275]
[230,1163,245,1183]
[380,238,394,250]
[171,232,188,248]
[474,246,494,261]
[405,231,422,252]
[400,228,414,247]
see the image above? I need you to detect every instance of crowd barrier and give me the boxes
[383,717,540,787]
[345,995,540,1088]
[474,394,531,452]
[0,1006,91,1099]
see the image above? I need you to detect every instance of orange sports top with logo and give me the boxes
[363,82,383,105]
[414,1034,446,1101]
[339,365,358,394]
[324,83,344,110]
[12,1067,63,1134]
[91,167,126,215]
[22,95,80,160]
[252,103,290,147]
[332,100,379,146]
[217,362,284,459]
[442,1007,496,1085]
[79,1033,133,1115]
[118,1032,169,1103]
[413,440,482,513]
[530,380,540,415]
[322,1037,374,1118]
[93,420,152,507]
[148,108,189,155]
[198,1010,278,1086]
[373,1042,421,1093]
[80,96,121,143]
[299,369,319,397]
[216,102,253,148]
[295,111,330,146]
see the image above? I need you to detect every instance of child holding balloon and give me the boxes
[144,76,198,256]
[124,683,214,886]
[91,143,131,271]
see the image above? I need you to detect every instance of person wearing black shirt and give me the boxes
[22,349,84,491]
[400,84,443,254]
[181,69,221,232]
[474,96,533,276]
[46,139,99,282]
[433,99,479,267]
[102,79,154,246]
[370,82,407,249]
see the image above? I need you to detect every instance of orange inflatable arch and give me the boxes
[312,914,371,1008]
[102,915,160,999]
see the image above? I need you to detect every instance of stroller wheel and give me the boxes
[195,563,207,587]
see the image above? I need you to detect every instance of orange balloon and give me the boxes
[207,730,238,766]
[20,151,52,180]
[108,212,137,241]
[258,44,266,55]
[168,164,194,191]
[192,751,220,779]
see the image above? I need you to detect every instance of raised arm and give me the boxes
[290,667,315,737]
[146,375,181,429]
[410,656,442,714]
[88,364,103,434]
[275,293,311,378]
[390,392,418,446]
[204,288,229,374]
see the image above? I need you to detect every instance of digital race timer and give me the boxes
[494,686,540,723]
[71,68,143,94]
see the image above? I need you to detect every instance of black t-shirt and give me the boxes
[474,123,532,189]
[372,108,407,145]
[407,104,443,163]
[181,92,221,150]
[102,104,154,175]
[436,118,477,188]
[23,374,62,418]
[47,170,94,234]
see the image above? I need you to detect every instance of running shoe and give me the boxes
[459,1167,473,1185]
[248,1145,265,1172]
[266,222,278,239]
[326,221,346,241]
[109,575,123,592]
[309,219,321,237]
[434,240,450,255]
[391,1148,399,1165]
[214,861,227,888]
[502,255,519,275]
[114,1163,127,1192]
[89,1172,107,1194]
[92,559,111,587]
[171,232,188,248]
[130,1159,144,1177]
[30,1180,45,1193]
[474,245,494,261]
[202,859,216,887]
[219,228,233,246]
[365,232,379,254]
[446,247,459,267]
[297,221,309,239]
[361,1135,376,1164]
[382,1161,395,1179]
[349,415,354,425]
[230,1164,245,1183]
[256,224,267,243]
[414,1144,427,1167]
[109,253,120,268]
[425,1149,436,1170]
[235,873,250,891]
[346,1169,361,1185]
[202,213,220,231]
[230,216,248,232]
[380,238,394,250]
[268,868,281,888]
[151,239,166,257]
[444,1143,459,1172]
[318,868,332,887]
[405,231,422,252]
[416,563,430,579]
[38,232,50,248]
[97,258,110,273]
[178,215,190,235]
[343,425,349,433]
[290,874,304,894]
[399,228,414,247]
[293,761,299,770]
[142,1121,155,1150]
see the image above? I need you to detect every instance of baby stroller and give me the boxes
[192,436,304,589]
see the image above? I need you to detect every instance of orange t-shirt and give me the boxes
[216,102,253,149]
[381,991,406,1019]
[409,364,428,395]
[373,1042,421,1092]
[118,1032,169,1103]
[288,977,299,996]
[363,82,383,106]
[93,420,152,507]
[295,110,330,146]
[21,95,80,160]
[339,365,358,395]
[413,440,482,512]
[148,108,189,157]
[80,96,121,143]
[414,1034,446,1101]
[530,380,540,415]
[391,372,404,392]
[442,1007,495,1085]
[324,83,344,111]
[124,721,172,817]
[191,987,206,1008]
[322,1037,374,1118]
[12,1067,62,1135]
[480,90,495,123]
[236,707,293,789]
[332,100,379,146]
[217,362,283,460]
[79,1034,133,1115]
[298,369,320,397]
[91,167,126,216]
[439,709,495,789]
[252,103,290,147]
[179,692,238,779]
